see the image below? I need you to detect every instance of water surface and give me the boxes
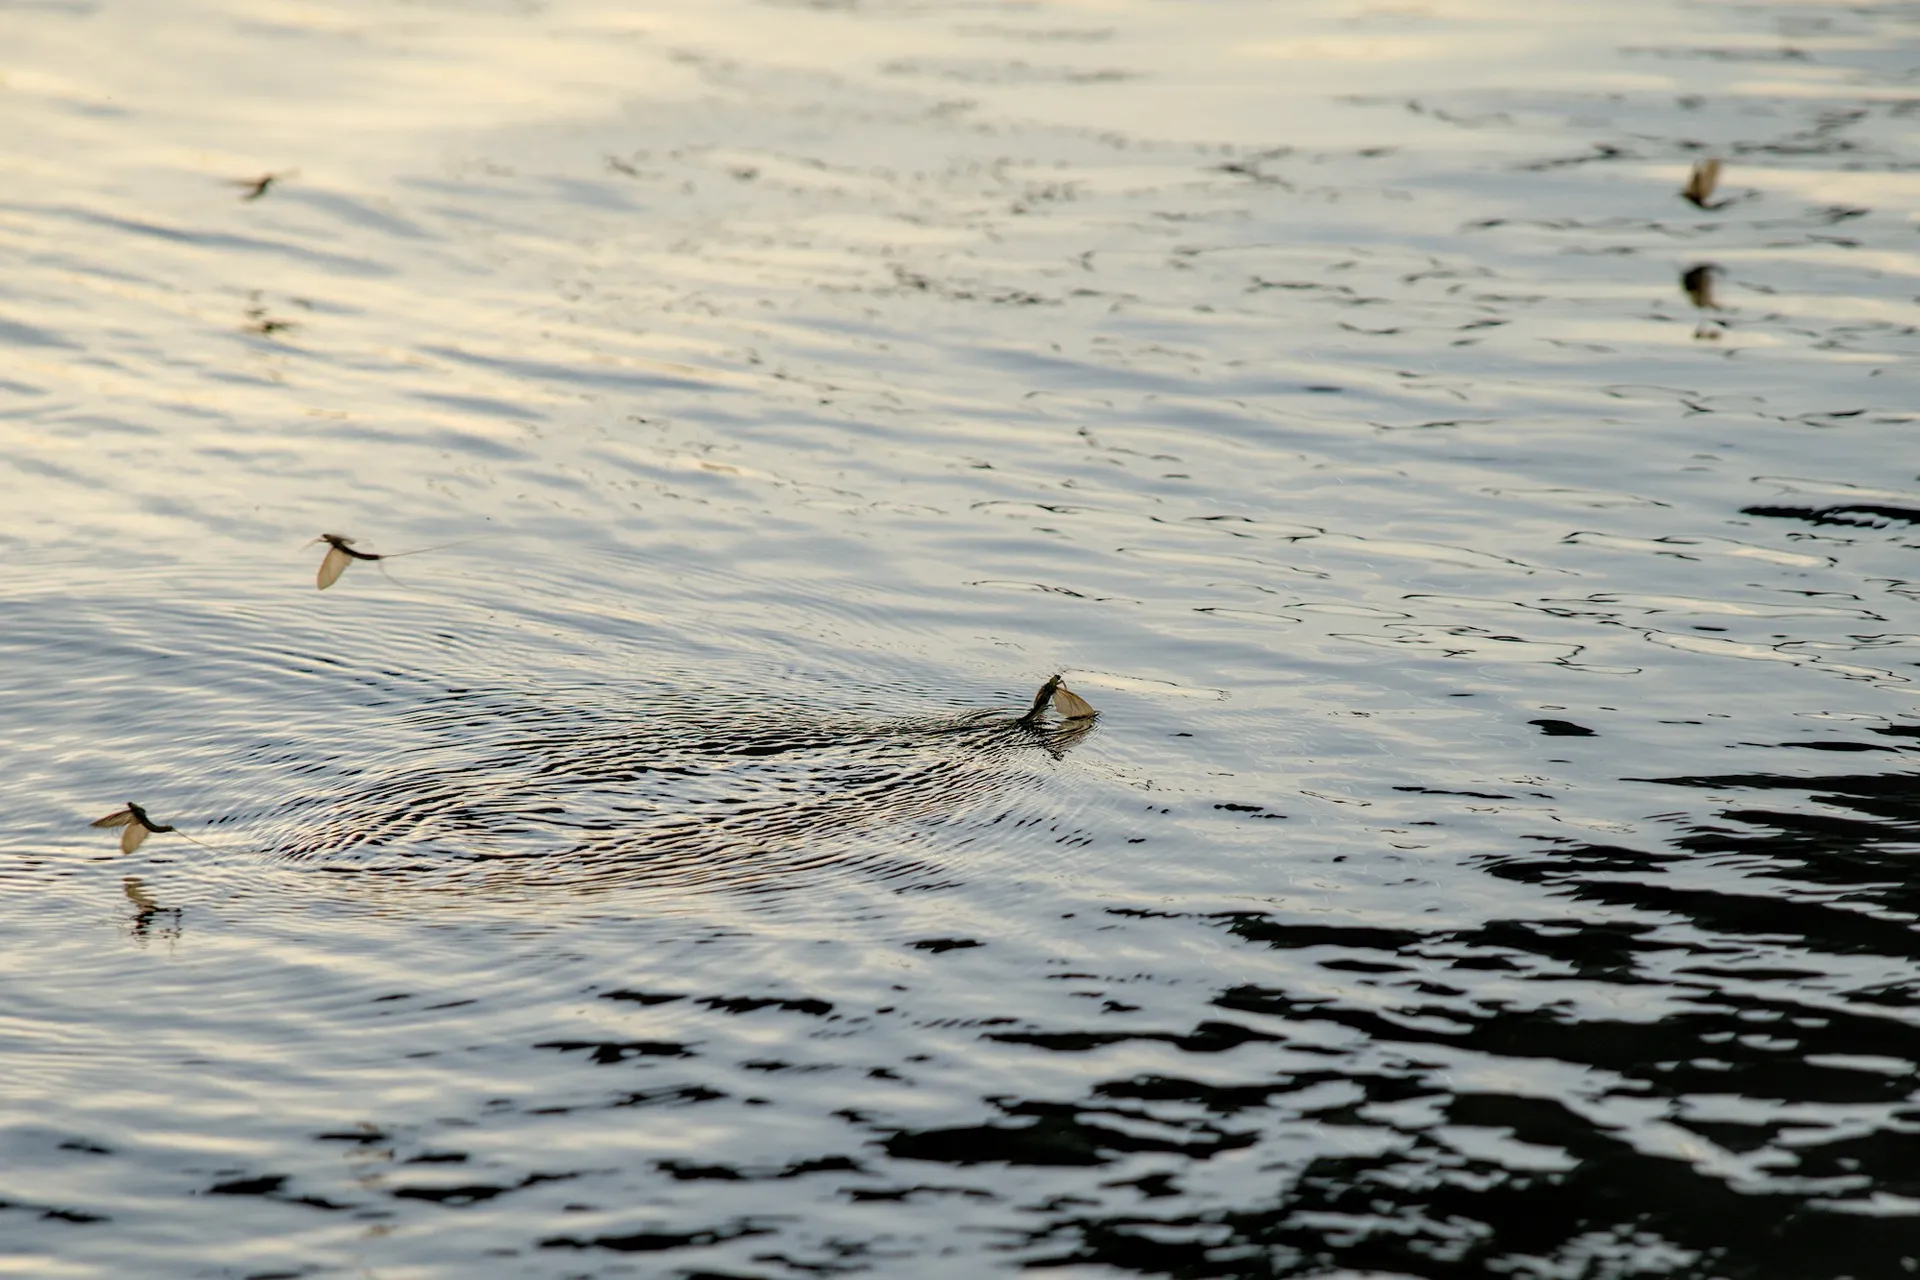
[3,1,1919,1276]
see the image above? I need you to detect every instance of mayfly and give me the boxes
[1681,158,1730,210]
[308,532,469,590]
[92,802,226,854]
[230,171,294,201]
[1019,674,1098,727]
[91,802,178,854]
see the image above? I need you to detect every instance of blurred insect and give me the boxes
[1681,262,1728,340]
[308,532,469,590]
[1681,158,1731,210]
[243,295,297,336]
[91,802,178,854]
[230,171,294,201]
[1019,674,1098,727]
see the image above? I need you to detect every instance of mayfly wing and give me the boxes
[1697,158,1722,201]
[92,808,136,829]
[1052,685,1097,720]
[121,823,151,854]
[317,543,353,590]
[1683,158,1722,206]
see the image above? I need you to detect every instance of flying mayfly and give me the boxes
[91,801,172,853]
[1680,157,1732,211]
[89,801,232,855]
[308,532,468,590]
[229,170,295,201]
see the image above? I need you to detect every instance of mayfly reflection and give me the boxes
[1681,262,1727,341]
[124,877,182,941]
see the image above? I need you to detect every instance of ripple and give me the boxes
[9,0,1920,1274]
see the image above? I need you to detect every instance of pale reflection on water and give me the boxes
[3,0,1919,1276]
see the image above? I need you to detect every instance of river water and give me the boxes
[3,1,1918,1276]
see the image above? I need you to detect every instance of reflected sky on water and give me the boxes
[2,0,1919,1276]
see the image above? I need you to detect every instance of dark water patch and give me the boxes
[886,1104,1255,1168]
[205,1173,289,1196]
[701,995,834,1016]
[1745,502,1920,529]
[1530,718,1596,736]
[541,1219,772,1253]
[660,1154,862,1183]
[537,1039,698,1064]
[989,1020,1283,1055]
[390,1170,575,1205]
[1221,916,1428,954]
[599,987,689,1005]
[204,1172,353,1211]
[1038,1139,1920,1279]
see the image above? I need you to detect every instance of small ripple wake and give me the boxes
[0,578,1105,927]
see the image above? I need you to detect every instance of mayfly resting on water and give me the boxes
[1019,674,1097,726]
